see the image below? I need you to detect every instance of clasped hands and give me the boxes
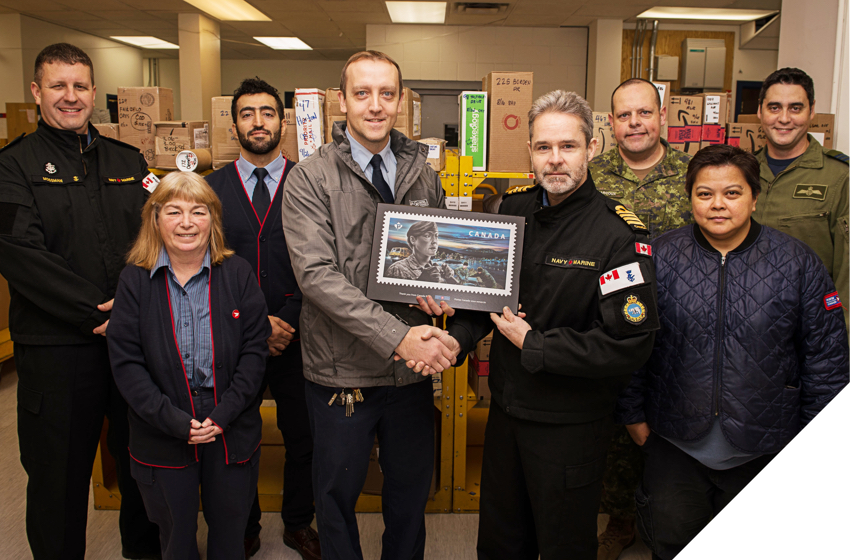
[188,418,223,445]
[393,296,460,376]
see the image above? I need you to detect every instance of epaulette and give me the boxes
[825,149,849,164]
[100,135,145,152]
[504,184,538,196]
[610,202,648,233]
[0,133,26,153]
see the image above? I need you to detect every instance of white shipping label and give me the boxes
[193,126,210,149]
[704,96,721,124]
[458,196,472,211]
[427,145,440,158]
[413,100,422,136]
[445,197,459,210]
[652,83,667,106]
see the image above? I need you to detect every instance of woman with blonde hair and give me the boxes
[108,172,270,560]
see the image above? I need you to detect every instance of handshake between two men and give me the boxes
[392,295,529,376]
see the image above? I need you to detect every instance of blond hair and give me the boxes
[126,172,233,270]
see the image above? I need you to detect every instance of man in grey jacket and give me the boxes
[283,51,459,560]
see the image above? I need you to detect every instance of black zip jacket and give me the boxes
[448,178,660,424]
[0,121,150,345]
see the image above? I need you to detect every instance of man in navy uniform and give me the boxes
[0,43,159,560]
[206,77,319,560]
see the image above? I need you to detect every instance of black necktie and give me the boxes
[369,154,394,204]
[252,167,270,220]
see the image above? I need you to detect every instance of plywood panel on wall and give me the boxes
[621,30,735,94]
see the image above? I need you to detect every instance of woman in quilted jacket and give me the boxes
[615,144,848,560]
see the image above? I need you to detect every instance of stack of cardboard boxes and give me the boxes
[211,97,241,170]
[667,95,703,155]
[482,72,533,172]
[469,332,492,401]
[153,121,209,169]
[117,87,174,166]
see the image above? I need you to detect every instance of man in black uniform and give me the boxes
[0,44,159,559]
[206,78,319,560]
[446,90,660,559]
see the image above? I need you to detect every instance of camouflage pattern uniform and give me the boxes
[590,139,693,239]
[589,140,692,521]
[753,135,849,338]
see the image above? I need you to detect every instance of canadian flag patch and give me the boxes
[635,242,652,256]
[599,263,645,296]
[824,292,842,310]
[142,172,160,193]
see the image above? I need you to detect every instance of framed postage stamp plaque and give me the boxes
[367,204,525,312]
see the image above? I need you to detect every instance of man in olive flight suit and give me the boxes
[752,67,848,336]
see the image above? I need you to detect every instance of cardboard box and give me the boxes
[118,87,174,166]
[726,123,767,153]
[153,121,209,169]
[471,353,490,378]
[482,71,533,172]
[294,88,325,160]
[667,95,703,155]
[475,331,493,361]
[211,96,241,169]
[280,108,299,163]
[324,88,344,117]
[459,92,488,171]
[396,88,422,140]
[592,112,616,154]
[93,123,120,140]
[6,102,38,139]
[700,92,731,149]
[432,371,442,398]
[419,137,447,171]
[652,81,671,141]
[808,113,834,149]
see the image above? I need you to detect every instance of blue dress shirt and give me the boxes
[345,127,398,195]
[235,152,286,200]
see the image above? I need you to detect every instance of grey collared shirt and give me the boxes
[235,152,286,200]
[152,248,214,389]
[345,126,398,195]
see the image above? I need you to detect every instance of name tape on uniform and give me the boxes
[599,262,645,295]
[142,172,160,193]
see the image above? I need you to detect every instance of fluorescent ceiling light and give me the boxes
[182,0,270,21]
[637,7,778,21]
[254,37,313,50]
[111,36,179,49]
[386,2,447,24]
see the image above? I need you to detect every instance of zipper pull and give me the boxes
[721,255,726,266]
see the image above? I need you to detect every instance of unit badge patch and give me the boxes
[793,184,827,201]
[824,291,842,310]
[622,294,647,324]
[45,162,57,174]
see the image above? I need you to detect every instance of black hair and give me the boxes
[610,78,661,112]
[34,43,94,85]
[685,145,761,198]
[758,67,815,107]
[231,77,284,124]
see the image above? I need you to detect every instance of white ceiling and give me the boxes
[0,0,782,60]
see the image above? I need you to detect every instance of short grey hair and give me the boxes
[528,90,593,146]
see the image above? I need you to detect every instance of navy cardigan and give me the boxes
[108,255,271,468]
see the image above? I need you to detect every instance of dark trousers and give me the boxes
[15,340,159,560]
[246,347,315,536]
[477,403,614,560]
[637,433,775,560]
[131,388,260,560]
[305,379,435,560]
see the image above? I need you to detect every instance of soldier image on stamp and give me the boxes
[367,204,525,312]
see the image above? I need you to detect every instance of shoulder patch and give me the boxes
[0,133,26,153]
[825,149,849,165]
[599,262,646,296]
[612,204,648,232]
[504,184,537,196]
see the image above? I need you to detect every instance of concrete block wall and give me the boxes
[367,24,588,99]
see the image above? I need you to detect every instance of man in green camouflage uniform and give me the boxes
[588,78,691,560]
[752,67,848,337]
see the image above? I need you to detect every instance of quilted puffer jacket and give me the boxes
[616,221,848,453]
